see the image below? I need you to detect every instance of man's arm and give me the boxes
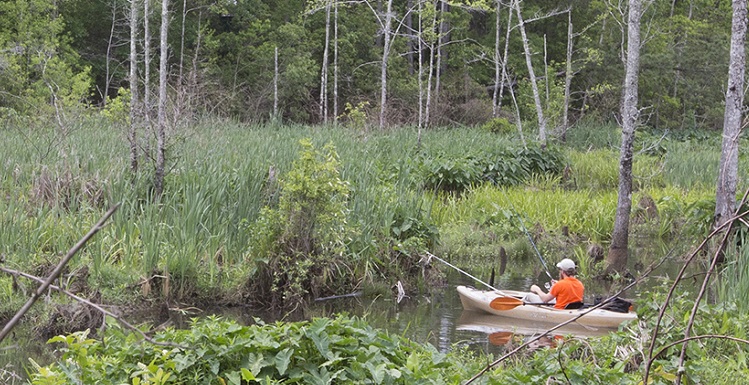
[529,285,555,303]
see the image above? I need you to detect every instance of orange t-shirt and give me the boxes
[550,276,584,309]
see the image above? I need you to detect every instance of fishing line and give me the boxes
[493,191,554,282]
[426,252,505,294]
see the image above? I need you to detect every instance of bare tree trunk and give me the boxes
[129,0,140,174]
[417,0,424,135]
[514,0,547,147]
[274,46,279,120]
[496,1,513,115]
[714,0,747,229]
[319,2,331,123]
[144,0,152,127]
[492,0,501,117]
[425,2,437,128]
[333,0,339,125]
[378,0,393,130]
[179,0,186,84]
[607,0,642,274]
[406,0,415,75]
[434,1,449,109]
[105,2,117,106]
[155,0,169,198]
[561,10,573,142]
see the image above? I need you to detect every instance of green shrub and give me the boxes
[30,315,475,385]
[247,139,354,308]
[480,117,514,134]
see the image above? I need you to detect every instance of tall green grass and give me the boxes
[0,117,725,304]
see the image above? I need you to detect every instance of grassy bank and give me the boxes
[0,118,735,313]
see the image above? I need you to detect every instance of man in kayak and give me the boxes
[525,258,584,309]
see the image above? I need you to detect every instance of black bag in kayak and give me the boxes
[596,296,633,313]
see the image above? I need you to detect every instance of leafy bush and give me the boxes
[247,139,354,308]
[30,315,473,385]
[480,117,514,134]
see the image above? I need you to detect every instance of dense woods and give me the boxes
[0,0,735,130]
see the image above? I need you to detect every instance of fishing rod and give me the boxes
[493,196,555,282]
[426,252,505,294]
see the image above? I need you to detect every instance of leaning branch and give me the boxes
[0,267,185,349]
[0,204,120,343]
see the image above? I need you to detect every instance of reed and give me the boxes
[0,117,728,305]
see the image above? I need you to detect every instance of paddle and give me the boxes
[488,331,513,346]
[489,296,552,311]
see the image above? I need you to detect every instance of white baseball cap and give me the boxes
[556,258,576,271]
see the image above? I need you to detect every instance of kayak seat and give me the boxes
[564,301,584,310]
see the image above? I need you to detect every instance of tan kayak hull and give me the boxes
[456,285,638,328]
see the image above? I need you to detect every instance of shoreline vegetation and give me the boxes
[2,118,748,383]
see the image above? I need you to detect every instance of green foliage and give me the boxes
[247,139,353,307]
[100,88,131,125]
[30,315,473,385]
[480,117,514,135]
[0,0,91,117]
[339,101,370,131]
[420,143,566,194]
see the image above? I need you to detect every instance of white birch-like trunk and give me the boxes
[105,3,117,105]
[129,0,140,174]
[492,0,501,117]
[144,0,152,126]
[514,1,547,147]
[378,0,393,130]
[562,10,573,141]
[274,46,279,120]
[607,0,642,273]
[417,0,424,133]
[333,0,339,125]
[714,0,747,228]
[155,0,169,198]
[497,2,513,114]
[319,2,331,123]
[424,4,437,128]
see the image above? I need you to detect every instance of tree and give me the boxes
[155,0,169,198]
[714,0,747,230]
[606,0,643,273]
[378,0,394,129]
[0,0,91,119]
[129,0,141,174]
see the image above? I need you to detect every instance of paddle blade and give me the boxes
[490,296,524,310]
[488,331,513,346]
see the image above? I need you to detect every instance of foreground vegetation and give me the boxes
[26,296,749,385]
[2,118,749,383]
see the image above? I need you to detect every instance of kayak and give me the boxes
[456,310,613,337]
[456,285,638,328]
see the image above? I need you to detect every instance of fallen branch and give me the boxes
[0,267,185,349]
[0,204,119,343]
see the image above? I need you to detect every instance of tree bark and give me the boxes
[333,0,339,125]
[514,0,547,147]
[319,2,331,123]
[561,10,573,142]
[155,0,169,198]
[144,0,152,126]
[714,0,747,229]
[129,0,140,174]
[607,0,642,274]
[378,0,393,130]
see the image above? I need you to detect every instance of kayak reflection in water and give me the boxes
[523,258,585,310]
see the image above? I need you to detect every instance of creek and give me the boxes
[0,245,689,382]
